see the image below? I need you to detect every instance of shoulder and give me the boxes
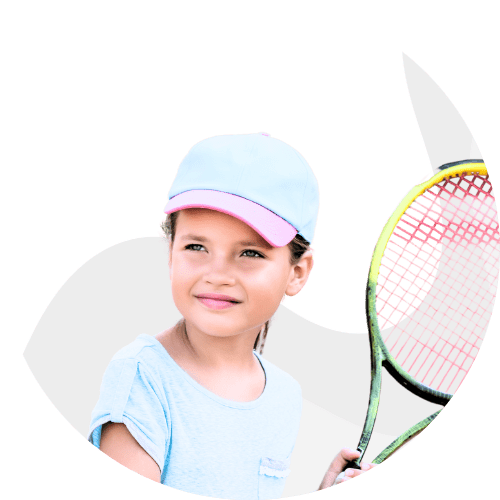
[89,336,172,473]
[111,334,164,362]
[108,334,168,376]
[95,334,175,402]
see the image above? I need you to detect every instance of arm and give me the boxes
[100,422,161,483]
[318,448,377,489]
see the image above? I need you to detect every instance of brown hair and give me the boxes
[160,210,311,354]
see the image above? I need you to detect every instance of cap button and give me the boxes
[260,132,270,137]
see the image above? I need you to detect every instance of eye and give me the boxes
[241,249,264,259]
[185,243,206,252]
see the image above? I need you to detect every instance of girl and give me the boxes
[88,133,375,499]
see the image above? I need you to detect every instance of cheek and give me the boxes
[170,256,196,294]
[169,267,196,320]
[247,265,291,304]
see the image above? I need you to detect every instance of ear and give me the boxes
[285,250,314,297]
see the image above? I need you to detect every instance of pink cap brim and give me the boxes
[164,190,297,247]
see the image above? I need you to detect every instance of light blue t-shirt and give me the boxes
[88,334,302,500]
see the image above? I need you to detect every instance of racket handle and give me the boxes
[343,459,361,471]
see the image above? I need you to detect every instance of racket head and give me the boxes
[367,161,499,404]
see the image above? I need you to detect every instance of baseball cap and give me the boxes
[164,132,319,247]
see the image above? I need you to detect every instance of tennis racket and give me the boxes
[347,159,499,469]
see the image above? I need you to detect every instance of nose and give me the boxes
[203,256,237,287]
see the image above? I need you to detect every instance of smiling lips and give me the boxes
[195,293,242,310]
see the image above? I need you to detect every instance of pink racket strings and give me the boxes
[376,173,500,394]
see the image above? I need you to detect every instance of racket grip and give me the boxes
[343,459,361,472]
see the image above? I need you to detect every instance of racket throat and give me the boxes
[353,349,383,467]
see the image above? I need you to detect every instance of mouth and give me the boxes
[195,293,242,310]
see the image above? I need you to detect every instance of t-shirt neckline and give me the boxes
[138,333,270,410]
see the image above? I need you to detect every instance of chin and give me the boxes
[194,320,248,338]
[187,313,260,340]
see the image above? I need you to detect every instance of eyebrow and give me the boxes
[180,234,272,249]
[180,234,209,242]
[237,239,273,249]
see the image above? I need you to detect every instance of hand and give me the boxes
[318,447,377,489]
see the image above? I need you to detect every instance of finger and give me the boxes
[360,462,378,471]
[329,448,360,476]
[319,448,362,489]
[340,447,361,462]
[345,468,365,478]
[337,448,361,470]
[335,472,358,485]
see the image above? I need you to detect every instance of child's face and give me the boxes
[169,208,311,341]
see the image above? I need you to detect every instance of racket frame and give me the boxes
[352,161,488,468]
[371,410,441,464]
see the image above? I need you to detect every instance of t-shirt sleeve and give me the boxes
[87,358,170,473]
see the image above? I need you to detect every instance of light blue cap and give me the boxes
[164,133,319,246]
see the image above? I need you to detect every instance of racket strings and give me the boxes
[376,190,443,329]
[376,173,499,394]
